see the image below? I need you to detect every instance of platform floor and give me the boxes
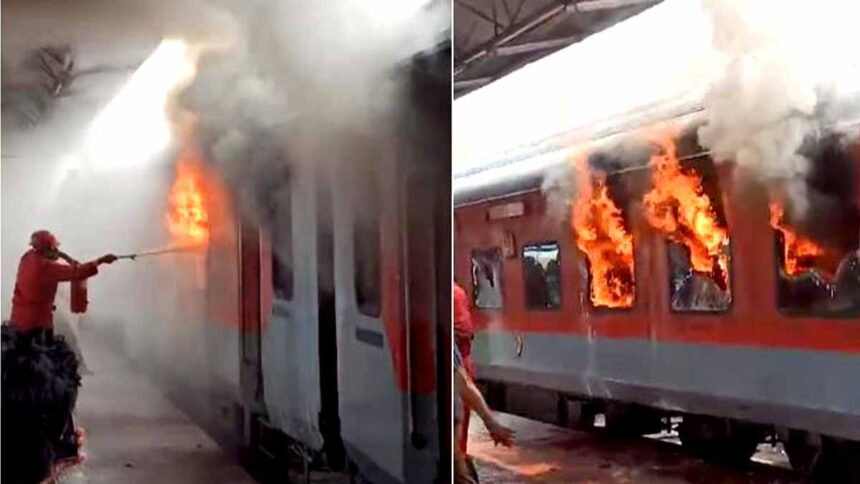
[468,412,801,483]
[56,329,256,484]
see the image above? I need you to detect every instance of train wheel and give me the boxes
[784,430,822,476]
[567,401,598,431]
[678,416,761,466]
[603,403,663,437]
[806,437,860,483]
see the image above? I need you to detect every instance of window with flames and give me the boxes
[771,136,860,317]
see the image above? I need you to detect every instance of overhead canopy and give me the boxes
[453,0,661,97]
[453,0,716,179]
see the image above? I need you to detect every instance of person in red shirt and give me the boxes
[9,230,117,335]
[454,280,475,454]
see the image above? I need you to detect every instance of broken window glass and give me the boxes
[471,248,504,309]
[669,242,731,312]
[522,242,561,310]
[774,135,860,318]
[663,156,733,313]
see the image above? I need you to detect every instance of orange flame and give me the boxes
[167,153,209,245]
[769,201,826,277]
[571,158,635,308]
[643,136,729,288]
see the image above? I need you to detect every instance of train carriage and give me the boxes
[454,105,860,477]
[226,41,452,483]
[74,38,451,484]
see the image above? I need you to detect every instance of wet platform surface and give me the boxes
[469,413,803,483]
[57,329,256,484]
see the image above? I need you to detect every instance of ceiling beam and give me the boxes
[575,0,657,12]
[454,0,661,76]
[494,35,581,56]
[453,77,493,91]
[454,1,569,77]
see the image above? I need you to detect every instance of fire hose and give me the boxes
[115,245,198,261]
[68,245,198,315]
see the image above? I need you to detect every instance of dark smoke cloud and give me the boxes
[173,0,449,227]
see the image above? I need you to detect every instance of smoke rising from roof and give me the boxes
[697,0,860,216]
[174,0,449,226]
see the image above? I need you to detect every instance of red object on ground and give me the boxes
[455,282,476,453]
[70,277,88,314]
[10,249,98,331]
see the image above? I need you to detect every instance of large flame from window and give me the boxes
[571,158,635,308]
[643,136,729,289]
[769,201,827,277]
[167,150,210,246]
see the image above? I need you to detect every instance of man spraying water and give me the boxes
[4,229,117,480]
[9,230,117,336]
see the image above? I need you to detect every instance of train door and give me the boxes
[260,165,325,451]
[333,139,410,484]
[403,61,450,483]
[315,167,345,466]
[239,220,264,445]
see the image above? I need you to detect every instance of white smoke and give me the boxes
[176,0,449,224]
[2,0,449,440]
[697,0,860,215]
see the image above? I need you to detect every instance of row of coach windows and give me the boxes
[469,149,859,317]
[471,239,857,316]
[470,242,734,313]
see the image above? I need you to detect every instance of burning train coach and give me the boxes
[454,108,860,478]
[220,45,450,484]
[97,42,452,484]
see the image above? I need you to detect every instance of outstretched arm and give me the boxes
[41,254,117,283]
[455,365,514,447]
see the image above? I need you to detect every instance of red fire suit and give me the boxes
[454,282,475,453]
[10,249,99,332]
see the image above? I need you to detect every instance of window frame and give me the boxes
[577,254,637,313]
[521,240,562,311]
[664,239,734,315]
[353,169,382,319]
[270,180,294,302]
[470,247,505,311]
[660,154,734,315]
[772,231,860,319]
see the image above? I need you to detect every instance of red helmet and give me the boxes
[30,230,59,252]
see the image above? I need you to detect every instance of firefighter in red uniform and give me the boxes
[9,230,116,336]
[6,230,116,477]
[454,280,475,453]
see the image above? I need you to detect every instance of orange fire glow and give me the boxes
[643,136,729,289]
[769,202,826,277]
[570,158,635,308]
[167,153,209,245]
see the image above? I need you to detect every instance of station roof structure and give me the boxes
[454,0,662,98]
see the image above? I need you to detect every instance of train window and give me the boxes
[471,248,504,309]
[354,168,382,318]
[647,155,732,313]
[270,185,294,301]
[522,242,561,310]
[772,137,860,317]
[572,166,637,310]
